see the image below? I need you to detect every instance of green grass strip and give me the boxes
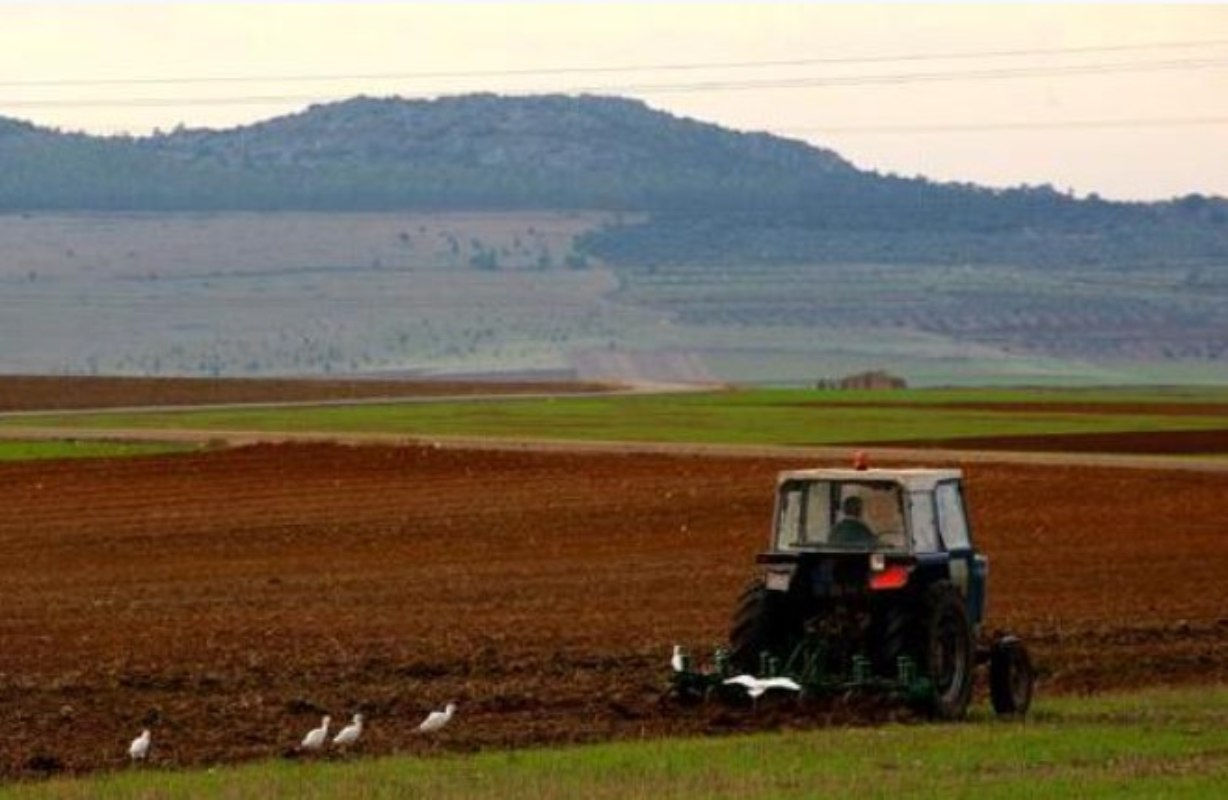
[5,686,1228,799]
[0,440,196,462]
[4,388,1226,448]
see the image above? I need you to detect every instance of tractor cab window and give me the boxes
[935,481,972,550]
[908,491,940,552]
[774,482,827,549]
[774,480,906,551]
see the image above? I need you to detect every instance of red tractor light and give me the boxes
[869,563,911,591]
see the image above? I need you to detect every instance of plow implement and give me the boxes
[668,636,934,709]
[669,631,1031,717]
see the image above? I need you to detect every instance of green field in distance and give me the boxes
[0,440,195,462]
[3,387,1226,449]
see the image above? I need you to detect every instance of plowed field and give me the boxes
[0,375,611,412]
[3,441,1227,780]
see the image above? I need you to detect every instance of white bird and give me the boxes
[723,674,802,699]
[128,728,151,762]
[331,713,363,747]
[300,715,330,751]
[670,644,685,673]
[418,702,456,734]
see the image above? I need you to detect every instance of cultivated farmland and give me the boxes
[2,212,1226,386]
[0,211,635,379]
[1,430,1225,779]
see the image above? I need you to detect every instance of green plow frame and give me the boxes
[670,633,934,706]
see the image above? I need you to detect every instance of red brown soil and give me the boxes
[0,375,613,412]
[869,428,1228,455]
[2,442,1227,780]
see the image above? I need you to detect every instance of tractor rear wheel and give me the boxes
[728,578,799,673]
[918,582,975,720]
[989,636,1034,716]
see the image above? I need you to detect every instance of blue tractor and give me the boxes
[673,461,1034,719]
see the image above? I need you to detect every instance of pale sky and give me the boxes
[2,3,1227,200]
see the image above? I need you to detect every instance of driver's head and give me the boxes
[841,495,864,518]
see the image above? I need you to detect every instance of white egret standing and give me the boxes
[332,713,363,748]
[670,645,685,673]
[300,715,330,751]
[128,728,151,762]
[418,703,456,734]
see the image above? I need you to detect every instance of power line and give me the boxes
[778,116,1228,135]
[3,55,1228,111]
[2,94,324,111]
[601,56,1228,93]
[1,37,1227,89]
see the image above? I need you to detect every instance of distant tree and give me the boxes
[470,248,499,271]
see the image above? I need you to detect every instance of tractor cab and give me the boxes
[759,466,988,629]
[771,467,964,554]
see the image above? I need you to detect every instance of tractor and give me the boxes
[671,458,1033,719]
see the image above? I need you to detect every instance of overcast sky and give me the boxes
[2,3,1226,200]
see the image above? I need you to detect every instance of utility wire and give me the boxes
[599,56,1228,93]
[4,55,1228,110]
[2,37,1227,88]
[779,116,1228,135]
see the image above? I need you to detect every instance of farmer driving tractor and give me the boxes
[830,495,877,547]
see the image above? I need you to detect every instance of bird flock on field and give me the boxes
[126,644,783,765]
[126,703,457,765]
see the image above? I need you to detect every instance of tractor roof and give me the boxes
[776,467,964,492]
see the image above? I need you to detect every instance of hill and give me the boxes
[0,94,853,213]
[2,94,1226,269]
